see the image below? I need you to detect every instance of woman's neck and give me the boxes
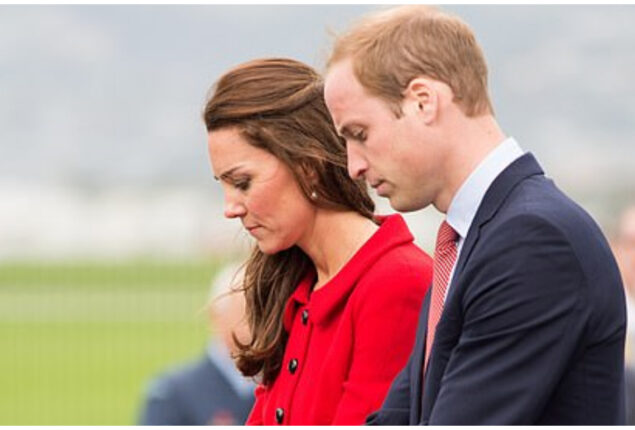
[298,210,378,291]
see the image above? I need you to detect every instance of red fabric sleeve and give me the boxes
[331,261,430,424]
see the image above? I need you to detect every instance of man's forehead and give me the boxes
[325,59,358,99]
[326,57,354,80]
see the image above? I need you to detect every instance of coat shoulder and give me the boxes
[353,242,432,304]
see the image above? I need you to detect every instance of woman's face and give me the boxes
[207,127,317,255]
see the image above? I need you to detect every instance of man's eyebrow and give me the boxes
[214,166,241,181]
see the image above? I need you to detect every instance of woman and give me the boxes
[203,58,432,425]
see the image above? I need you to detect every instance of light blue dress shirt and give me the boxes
[444,137,525,301]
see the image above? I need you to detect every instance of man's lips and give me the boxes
[370,180,390,196]
[244,224,261,233]
[370,180,384,189]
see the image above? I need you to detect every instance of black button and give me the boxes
[288,358,298,374]
[275,407,284,424]
[301,309,309,325]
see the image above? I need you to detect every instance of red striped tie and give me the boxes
[424,220,458,371]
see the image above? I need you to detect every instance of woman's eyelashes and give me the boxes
[233,176,251,191]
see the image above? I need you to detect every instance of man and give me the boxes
[324,5,626,425]
[138,264,254,425]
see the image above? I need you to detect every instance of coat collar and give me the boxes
[282,214,415,330]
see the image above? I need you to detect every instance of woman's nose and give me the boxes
[223,195,247,219]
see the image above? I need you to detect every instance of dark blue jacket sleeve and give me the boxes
[366,351,412,425]
[367,291,431,425]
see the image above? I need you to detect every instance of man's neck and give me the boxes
[435,115,506,213]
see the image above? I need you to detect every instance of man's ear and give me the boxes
[403,77,439,125]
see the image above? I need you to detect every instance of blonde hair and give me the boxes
[328,5,493,117]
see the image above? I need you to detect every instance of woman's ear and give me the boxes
[297,160,320,197]
[298,160,318,181]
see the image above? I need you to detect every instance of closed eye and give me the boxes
[353,130,367,142]
[341,126,367,143]
[234,179,250,191]
[219,168,251,192]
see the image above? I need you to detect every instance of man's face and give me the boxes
[324,59,444,212]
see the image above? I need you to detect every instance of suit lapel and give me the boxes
[447,153,544,300]
[420,153,544,423]
[411,289,431,424]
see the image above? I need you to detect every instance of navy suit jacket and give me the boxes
[138,351,254,425]
[368,153,626,425]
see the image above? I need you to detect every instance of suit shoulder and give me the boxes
[502,175,600,237]
[144,368,179,402]
[497,177,616,270]
[479,182,624,327]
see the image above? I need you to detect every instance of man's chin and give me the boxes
[388,195,428,213]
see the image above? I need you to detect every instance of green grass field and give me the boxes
[0,259,226,425]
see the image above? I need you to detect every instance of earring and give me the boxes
[310,191,318,200]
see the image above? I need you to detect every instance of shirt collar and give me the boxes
[206,340,255,399]
[447,137,524,239]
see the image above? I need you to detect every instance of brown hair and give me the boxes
[203,58,375,385]
[328,5,493,117]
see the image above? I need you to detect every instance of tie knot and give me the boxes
[436,220,458,249]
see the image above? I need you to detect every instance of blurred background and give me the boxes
[1,5,634,425]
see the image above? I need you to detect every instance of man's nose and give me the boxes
[347,143,369,180]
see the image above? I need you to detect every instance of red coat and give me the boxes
[246,214,433,425]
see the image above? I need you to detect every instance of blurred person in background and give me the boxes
[138,263,254,425]
[203,58,433,425]
[613,204,635,424]
[615,205,635,354]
